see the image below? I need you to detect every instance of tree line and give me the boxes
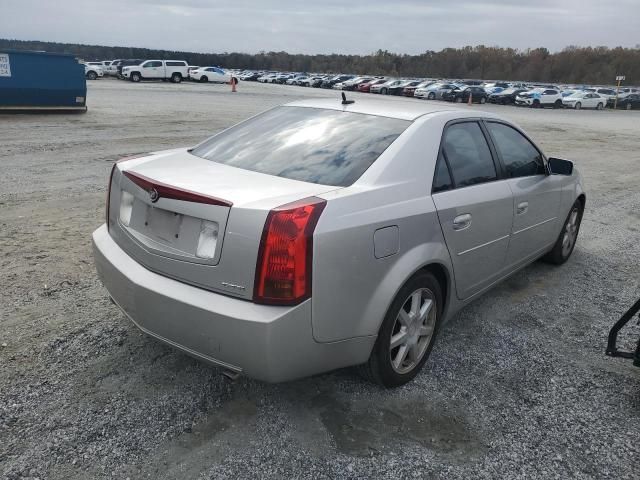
[1,39,638,85]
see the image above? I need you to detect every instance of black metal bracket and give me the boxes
[606,296,640,367]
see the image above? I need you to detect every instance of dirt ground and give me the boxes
[1,79,639,479]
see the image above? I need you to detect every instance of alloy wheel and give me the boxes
[561,208,580,257]
[389,288,437,374]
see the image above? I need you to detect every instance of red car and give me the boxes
[358,79,387,93]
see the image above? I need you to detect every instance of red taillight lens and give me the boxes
[254,197,326,305]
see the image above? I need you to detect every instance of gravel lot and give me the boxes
[1,79,639,479]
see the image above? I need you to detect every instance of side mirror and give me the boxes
[548,157,573,175]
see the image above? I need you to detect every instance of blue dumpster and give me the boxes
[0,49,87,112]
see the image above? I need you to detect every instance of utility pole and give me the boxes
[614,75,625,110]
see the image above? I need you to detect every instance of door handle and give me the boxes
[453,213,472,231]
[517,202,529,215]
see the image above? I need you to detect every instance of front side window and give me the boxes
[191,107,410,187]
[442,122,497,188]
[486,122,545,178]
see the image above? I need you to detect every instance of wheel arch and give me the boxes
[362,244,455,340]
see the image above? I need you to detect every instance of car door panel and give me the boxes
[432,121,513,300]
[506,175,562,266]
[433,182,513,299]
[484,121,563,267]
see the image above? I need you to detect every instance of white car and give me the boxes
[515,88,563,108]
[562,92,606,110]
[84,64,104,80]
[106,60,122,76]
[258,74,277,83]
[121,60,189,83]
[584,87,617,101]
[190,67,232,84]
[286,75,308,85]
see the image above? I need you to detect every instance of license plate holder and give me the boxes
[146,206,182,244]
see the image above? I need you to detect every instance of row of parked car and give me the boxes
[82,59,238,84]
[82,61,640,111]
[238,70,640,110]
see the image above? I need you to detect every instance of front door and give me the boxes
[432,121,514,300]
[484,121,562,267]
[143,61,163,79]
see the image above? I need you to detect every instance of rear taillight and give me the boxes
[254,197,326,306]
[105,155,145,231]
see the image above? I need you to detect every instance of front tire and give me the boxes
[359,271,442,387]
[428,92,436,100]
[381,87,388,95]
[480,96,486,104]
[543,200,584,265]
[596,103,603,110]
[574,102,582,110]
[86,71,97,80]
[200,76,208,83]
[131,72,141,83]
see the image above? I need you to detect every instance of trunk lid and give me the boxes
[108,148,338,299]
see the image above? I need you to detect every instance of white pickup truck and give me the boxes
[121,60,189,83]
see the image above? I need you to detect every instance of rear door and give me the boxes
[484,121,562,267]
[432,120,514,300]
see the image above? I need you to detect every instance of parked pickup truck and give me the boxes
[122,60,189,83]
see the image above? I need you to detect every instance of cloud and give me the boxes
[1,0,638,54]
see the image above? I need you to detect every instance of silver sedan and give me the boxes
[93,98,585,387]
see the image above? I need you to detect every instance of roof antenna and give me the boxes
[341,92,355,105]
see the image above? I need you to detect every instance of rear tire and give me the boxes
[543,199,584,265]
[554,99,563,109]
[480,96,486,104]
[359,271,442,387]
[596,103,603,110]
[626,103,632,110]
[171,73,182,83]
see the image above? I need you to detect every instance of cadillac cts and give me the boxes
[93,99,585,387]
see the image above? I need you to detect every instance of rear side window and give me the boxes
[442,122,497,188]
[486,122,545,178]
[191,107,410,187]
[432,152,453,193]
[166,61,186,67]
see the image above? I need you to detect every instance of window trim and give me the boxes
[481,119,549,178]
[431,118,504,194]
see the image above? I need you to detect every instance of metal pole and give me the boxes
[614,78,621,110]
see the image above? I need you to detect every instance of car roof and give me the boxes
[285,97,491,121]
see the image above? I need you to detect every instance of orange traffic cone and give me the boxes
[468,92,472,106]
[230,77,237,93]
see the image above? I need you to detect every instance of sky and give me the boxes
[1,0,638,55]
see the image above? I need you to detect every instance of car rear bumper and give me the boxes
[92,224,374,382]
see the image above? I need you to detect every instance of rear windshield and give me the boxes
[190,106,410,186]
